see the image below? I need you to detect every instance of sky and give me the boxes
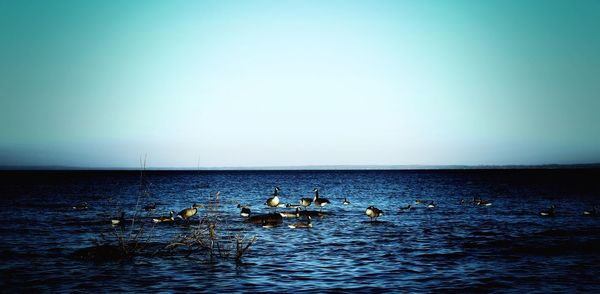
[0,0,599,168]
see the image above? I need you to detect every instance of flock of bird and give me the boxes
[71,189,600,227]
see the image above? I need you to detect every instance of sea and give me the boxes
[1,169,599,292]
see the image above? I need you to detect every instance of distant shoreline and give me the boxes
[1,163,599,171]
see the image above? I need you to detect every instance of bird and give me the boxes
[111,212,125,225]
[300,196,313,210]
[583,206,598,216]
[237,204,251,217]
[366,206,384,222]
[343,198,351,205]
[266,187,281,209]
[177,205,198,220]
[144,203,156,212]
[427,201,436,208]
[540,205,556,217]
[288,216,312,229]
[245,213,283,227]
[72,202,88,210]
[280,208,300,218]
[285,203,302,209]
[153,211,175,223]
[399,204,413,212]
[477,200,492,206]
[312,188,330,211]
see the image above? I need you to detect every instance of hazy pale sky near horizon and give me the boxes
[1,0,599,168]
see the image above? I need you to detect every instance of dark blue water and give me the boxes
[1,169,600,292]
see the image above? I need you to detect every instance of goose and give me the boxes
[72,202,88,210]
[366,206,384,222]
[288,216,312,229]
[177,205,198,220]
[152,211,175,223]
[266,187,281,209]
[245,213,283,227]
[539,205,556,217]
[280,208,300,218]
[583,206,598,216]
[343,198,351,205]
[300,196,313,210]
[143,203,156,212]
[312,188,330,211]
[427,201,436,208]
[111,212,125,225]
[476,199,492,206]
[238,204,251,217]
[399,204,413,212]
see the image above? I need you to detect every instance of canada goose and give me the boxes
[280,208,300,218]
[312,188,330,211]
[266,187,281,209]
[111,212,125,225]
[144,203,156,212]
[72,202,88,210]
[288,216,312,229]
[366,206,384,222]
[477,200,492,206]
[427,201,436,208]
[583,206,598,216]
[540,205,556,217]
[153,211,175,223]
[245,213,283,226]
[399,204,413,212]
[177,205,198,220]
[300,197,312,210]
[343,198,350,205]
[238,205,251,217]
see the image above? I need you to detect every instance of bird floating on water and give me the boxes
[583,206,598,216]
[288,216,312,229]
[266,187,281,210]
[153,211,175,223]
[111,212,125,225]
[540,205,556,217]
[366,206,384,222]
[300,196,312,210]
[177,205,198,220]
[280,208,300,218]
[399,204,413,212]
[313,188,330,211]
[238,204,251,217]
[72,202,88,210]
[343,198,351,205]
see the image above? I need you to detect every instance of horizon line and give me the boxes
[1,163,599,171]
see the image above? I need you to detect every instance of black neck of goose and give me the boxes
[274,189,278,196]
[314,190,319,199]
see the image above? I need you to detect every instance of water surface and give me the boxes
[1,169,599,292]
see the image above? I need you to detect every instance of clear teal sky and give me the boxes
[1,0,599,168]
